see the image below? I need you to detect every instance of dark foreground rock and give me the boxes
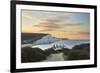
[21,47,48,63]
[67,44,90,60]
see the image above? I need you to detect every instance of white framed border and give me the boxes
[16,4,95,69]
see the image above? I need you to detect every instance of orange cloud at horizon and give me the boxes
[22,25,89,40]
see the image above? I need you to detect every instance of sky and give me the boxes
[21,9,90,40]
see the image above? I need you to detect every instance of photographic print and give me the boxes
[11,1,97,72]
[21,10,90,63]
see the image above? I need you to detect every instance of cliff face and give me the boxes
[21,33,48,44]
[33,34,59,45]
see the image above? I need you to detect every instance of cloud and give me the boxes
[32,15,84,32]
[34,22,61,28]
[62,23,82,26]
[33,21,62,32]
[33,16,65,31]
[65,31,90,36]
[31,14,89,38]
[44,15,70,23]
[39,28,55,32]
[22,11,33,20]
[78,32,90,35]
